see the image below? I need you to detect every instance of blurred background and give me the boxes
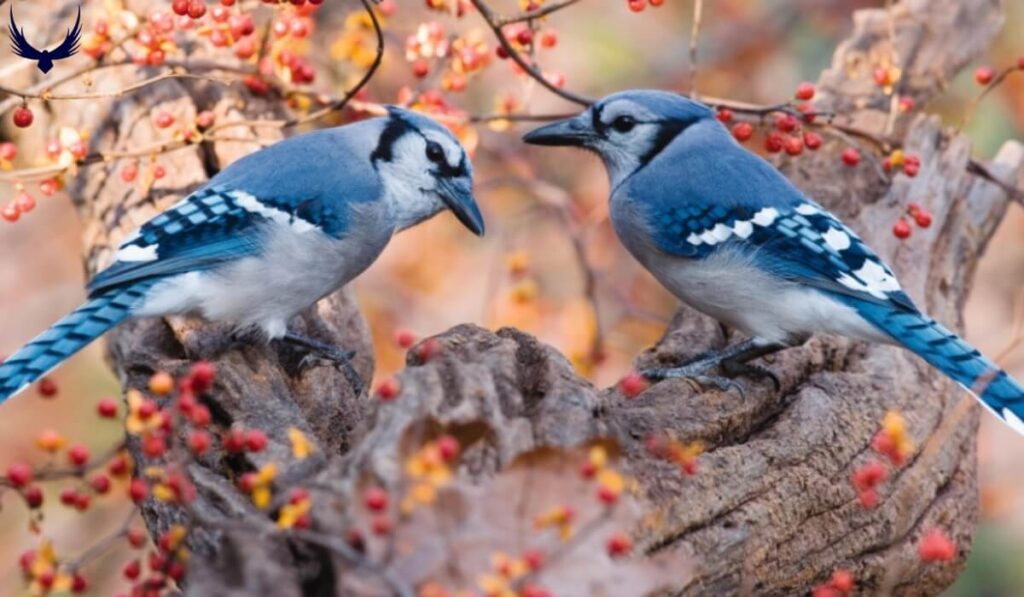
[0,0,1022,594]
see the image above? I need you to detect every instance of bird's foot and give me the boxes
[639,338,786,398]
[721,360,781,391]
[640,360,747,399]
[279,333,364,396]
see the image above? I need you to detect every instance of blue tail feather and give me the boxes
[0,282,153,403]
[853,300,1024,434]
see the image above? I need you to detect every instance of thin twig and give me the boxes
[496,0,581,25]
[689,0,704,100]
[471,0,594,106]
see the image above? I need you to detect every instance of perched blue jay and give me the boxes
[0,107,484,402]
[524,89,1024,435]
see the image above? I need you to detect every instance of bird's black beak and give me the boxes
[437,177,485,236]
[522,113,593,147]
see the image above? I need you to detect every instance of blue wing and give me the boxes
[88,127,382,297]
[625,130,916,313]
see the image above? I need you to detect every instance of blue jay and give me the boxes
[0,106,484,402]
[524,89,1024,436]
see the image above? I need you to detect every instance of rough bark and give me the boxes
[39,0,1023,594]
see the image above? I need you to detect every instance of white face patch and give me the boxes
[822,227,851,251]
[115,243,158,262]
[230,191,318,233]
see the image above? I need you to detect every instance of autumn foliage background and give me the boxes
[0,0,1022,594]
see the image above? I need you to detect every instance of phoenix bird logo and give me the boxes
[9,5,82,74]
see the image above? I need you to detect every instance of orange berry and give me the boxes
[149,371,174,395]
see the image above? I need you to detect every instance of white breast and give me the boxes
[134,202,392,339]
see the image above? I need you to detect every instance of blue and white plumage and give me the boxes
[0,107,484,402]
[524,89,1024,436]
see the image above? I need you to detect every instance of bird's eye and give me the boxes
[425,142,446,164]
[612,115,636,133]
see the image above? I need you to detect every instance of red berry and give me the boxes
[121,163,138,182]
[142,434,167,458]
[618,372,649,398]
[858,488,879,508]
[597,484,618,504]
[394,329,417,348]
[774,113,798,133]
[830,569,854,593]
[540,31,557,49]
[172,0,189,15]
[224,428,246,453]
[210,5,229,21]
[71,573,88,593]
[783,136,803,156]
[913,208,932,228]
[39,178,58,196]
[60,487,78,506]
[154,165,166,179]
[108,454,130,476]
[187,0,207,19]
[153,112,174,129]
[795,81,816,101]
[627,0,645,12]
[803,131,823,150]
[411,59,429,78]
[892,218,912,239]
[123,559,141,580]
[716,108,733,123]
[234,36,256,59]
[437,434,460,461]
[841,147,861,167]
[191,404,212,427]
[0,142,17,161]
[764,131,785,153]
[188,430,211,455]
[496,46,510,59]
[974,66,995,85]
[812,587,839,597]
[2,202,20,222]
[851,460,887,490]
[918,529,955,562]
[23,485,43,508]
[524,549,544,571]
[245,429,268,452]
[7,462,32,487]
[190,361,216,393]
[90,474,111,494]
[38,571,55,589]
[196,110,216,129]
[13,106,33,128]
[138,398,158,419]
[68,444,90,467]
[516,29,533,45]
[97,397,118,418]
[15,193,34,213]
[364,487,388,512]
[371,515,392,535]
[606,533,632,557]
[289,487,310,504]
[375,377,401,401]
[129,479,148,502]
[899,96,916,112]
[414,338,442,362]
[127,528,147,548]
[38,377,58,397]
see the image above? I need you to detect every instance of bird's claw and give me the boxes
[639,367,747,398]
[722,361,781,391]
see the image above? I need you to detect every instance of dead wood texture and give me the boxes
[35,0,1024,594]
